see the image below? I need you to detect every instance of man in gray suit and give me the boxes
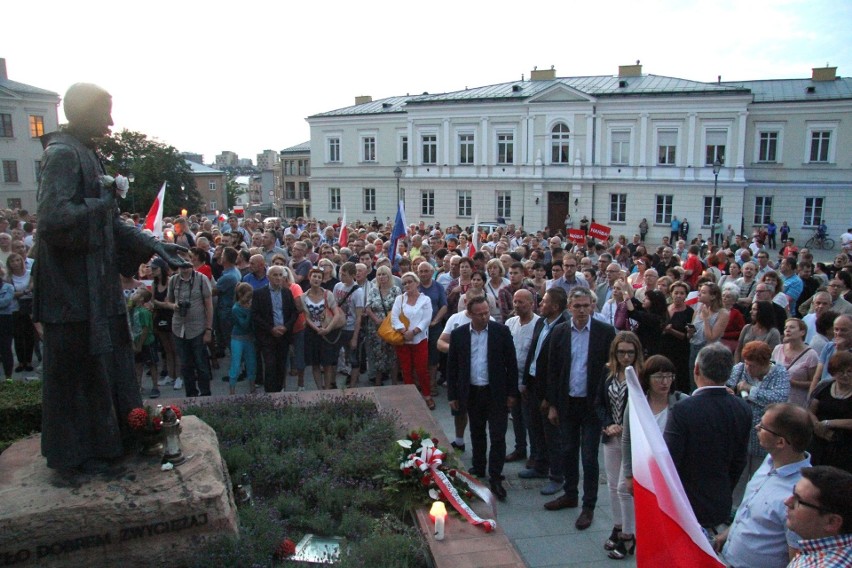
[595,263,623,312]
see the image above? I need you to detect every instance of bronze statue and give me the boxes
[34,83,187,475]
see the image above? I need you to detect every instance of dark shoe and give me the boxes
[451,441,465,453]
[575,507,594,530]
[221,375,230,382]
[544,494,578,511]
[149,388,160,399]
[24,365,33,372]
[505,450,527,462]
[468,467,485,477]
[519,468,548,479]
[604,526,621,550]
[608,535,635,559]
[490,480,507,501]
[14,366,23,373]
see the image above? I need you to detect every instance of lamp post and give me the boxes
[393,166,402,209]
[711,158,722,245]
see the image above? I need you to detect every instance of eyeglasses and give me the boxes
[756,422,786,439]
[789,490,830,514]
[616,350,636,357]
[650,373,675,383]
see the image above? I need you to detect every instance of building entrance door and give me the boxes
[548,192,570,235]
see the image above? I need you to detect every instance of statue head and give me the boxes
[63,83,113,140]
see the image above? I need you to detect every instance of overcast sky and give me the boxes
[4,0,850,165]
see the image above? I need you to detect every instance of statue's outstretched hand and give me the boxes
[154,242,191,270]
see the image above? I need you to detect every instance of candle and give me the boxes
[430,501,447,541]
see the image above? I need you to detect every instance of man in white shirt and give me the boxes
[504,290,540,464]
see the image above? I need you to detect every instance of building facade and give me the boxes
[0,58,60,212]
[279,141,310,219]
[215,150,240,168]
[187,160,228,215]
[307,65,852,244]
[256,149,279,170]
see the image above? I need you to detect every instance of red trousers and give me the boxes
[396,339,430,397]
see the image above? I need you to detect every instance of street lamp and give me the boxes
[711,158,722,245]
[393,166,402,209]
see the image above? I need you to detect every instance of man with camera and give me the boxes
[167,262,213,396]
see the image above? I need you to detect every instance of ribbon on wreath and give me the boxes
[410,439,497,532]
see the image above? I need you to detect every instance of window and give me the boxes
[299,182,310,199]
[210,200,217,210]
[329,188,341,211]
[758,132,778,162]
[703,196,722,226]
[0,114,12,137]
[328,137,340,162]
[2,161,18,183]
[705,130,726,165]
[497,191,511,218]
[610,193,627,223]
[6,198,21,209]
[655,195,673,224]
[422,135,437,164]
[400,136,408,162]
[497,133,514,164]
[803,197,824,226]
[29,115,44,138]
[285,182,296,200]
[809,131,830,163]
[362,137,376,162]
[657,130,677,165]
[421,190,435,216]
[298,160,309,176]
[754,196,772,225]
[457,190,472,217]
[208,180,217,191]
[551,123,570,163]
[611,130,630,165]
[363,188,376,212]
[34,160,42,184]
[459,134,475,164]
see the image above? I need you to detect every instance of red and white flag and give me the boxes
[143,182,167,238]
[626,366,723,568]
[338,208,348,247]
[469,215,479,258]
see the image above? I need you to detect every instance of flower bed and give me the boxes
[187,395,430,567]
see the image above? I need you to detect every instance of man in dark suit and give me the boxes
[544,287,616,530]
[251,265,297,392]
[519,287,569,497]
[665,342,751,531]
[447,296,519,501]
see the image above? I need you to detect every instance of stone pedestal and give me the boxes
[0,416,238,567]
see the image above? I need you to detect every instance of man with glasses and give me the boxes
[754,283,789,332]
[543,288,616,530]
[784,466,852,567]
[550,254,589,297]
[756,251,775,279]
[596,263,623,312]
[715,403,813,567]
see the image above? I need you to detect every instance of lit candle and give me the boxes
[430,501,447,541]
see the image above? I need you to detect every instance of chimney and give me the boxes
[812,66,837,82]
[354,95,372,105]
[619,61,643,77]
[0,58,7,81]
[530,67,556,81]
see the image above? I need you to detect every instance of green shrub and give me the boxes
[0,380,42,453]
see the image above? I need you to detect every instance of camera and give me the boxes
[178,300,191,317]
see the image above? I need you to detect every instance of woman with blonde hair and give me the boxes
[364,265,401,385]
[391,271,434,408]
[596,331,644,559]
[686,282,730,391]
[771,318,819,407]
[7,253,34,372]
[484,258,509,323]
[280,266,307,391]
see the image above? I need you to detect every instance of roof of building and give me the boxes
[186,160,223,174]
[309,95,416,118]
[0,77,59,98]
[721,77,852,103]
[280,140,311,154]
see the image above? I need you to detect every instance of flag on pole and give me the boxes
[390,200,407,272]
[143,182,167,238]
[625,366,724,568]
[338,208,348,247]
[469,215,479,258]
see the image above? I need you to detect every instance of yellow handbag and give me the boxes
[378,311,407,346]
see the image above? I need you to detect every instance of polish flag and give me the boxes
[626,366,723,568]
[143,182,167,238]
[338,208,348,247]
[469,215,479,258]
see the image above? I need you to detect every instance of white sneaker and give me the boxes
[160,375,173,386]
[173,377,184,390]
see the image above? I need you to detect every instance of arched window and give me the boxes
[551,123,570,163]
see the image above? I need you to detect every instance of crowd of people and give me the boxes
[8,205,852,565]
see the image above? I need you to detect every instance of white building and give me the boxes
[0,58,60,211]
[307,64,852,244]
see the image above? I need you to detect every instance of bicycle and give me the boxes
[804,230,835,250]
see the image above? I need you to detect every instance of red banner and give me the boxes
[568,229,586,244]
[588,222,612,241]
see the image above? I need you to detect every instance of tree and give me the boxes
[225,175,245,212]
[99,130,203,217]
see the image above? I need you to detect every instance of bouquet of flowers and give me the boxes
[127,404,182,433]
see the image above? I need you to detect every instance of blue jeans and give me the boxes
[174,332,211,396]
[229,336,256,387]
[556,396,602,508]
